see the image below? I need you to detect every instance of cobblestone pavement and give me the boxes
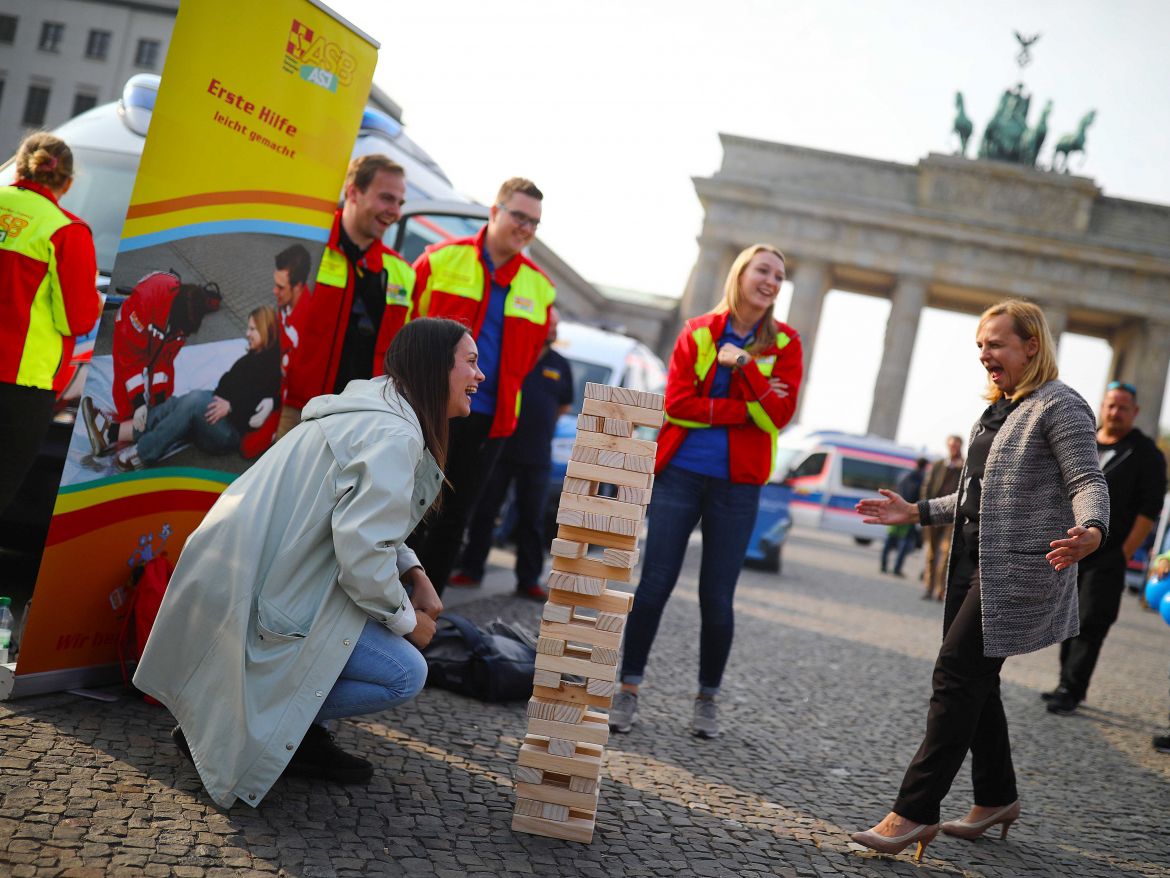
[3,528,1170,877]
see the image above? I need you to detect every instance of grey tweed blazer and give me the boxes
[921,380,1110,657]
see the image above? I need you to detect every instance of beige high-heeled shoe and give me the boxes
[940,800,1020,840]
[850,819,940,862]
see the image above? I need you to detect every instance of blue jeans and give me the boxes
[135,390,240,464]
[316,618,428,722]
[881,528,915,573]
[620,465,761,695]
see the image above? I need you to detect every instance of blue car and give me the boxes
[743,482,793,573]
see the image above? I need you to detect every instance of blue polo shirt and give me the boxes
[471,244,507,416]
[501,348,574,467]
[670,323,754,479]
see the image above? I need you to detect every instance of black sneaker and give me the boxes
[1153,731,1170,753]
[285,724,373,783]
[1040,688,1059,702]
[1046,688,1080,715]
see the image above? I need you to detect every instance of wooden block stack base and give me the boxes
[512,382,664,843]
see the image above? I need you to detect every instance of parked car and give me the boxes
[768,428,923,545]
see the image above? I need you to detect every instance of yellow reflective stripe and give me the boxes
[0,188,70,259]
[503,264,555,323]
[515,390,523,419]
[384,257,415,309]
[746,401,779,479]
[427,244,483,301]
[316,247,348,288]
[665,414,710,429]
[775,331,791,350]
[692,327,716,381]
[16,268,64,389]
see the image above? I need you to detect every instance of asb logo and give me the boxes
[283,18,356,93]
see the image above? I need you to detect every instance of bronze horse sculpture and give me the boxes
[1052,109,1097,173]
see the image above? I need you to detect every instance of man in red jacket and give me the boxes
[278,154,414,439]
[395,178,556,594]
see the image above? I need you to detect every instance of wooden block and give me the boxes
[623,453,655,474]
[547,587,635,615]
[511,810,596,843]
[535,651,618,682]
[617,485,652,506]
[559,491,644,522]
[569,775,598,794]
[606,516,638,537]
[583,382,612,401]
[532,681,613,710]
[515,778,600,811]
[515,797,545,818]
[550,538,586,559]
[602,547,640,568]
[562,476,596,495]
[517,738,603,779]
[527,714,610,746]
[555,507,586,528]
[595,612,626,633]
[539,619,622,650]
[514,765,544,785]
[582,511,609,531]
[551,554,632,583]
[565,460,652,489]
[572,429,657,457]
[582,397,666,428]
[609,386,640,406]
[527,698,586,724]
[547,570,605,595]
[541,802,570,821]
[637,390,664,411]
[589,645,619,666]
[586,678,616,698]
[603,418,633,437]
[557,524,637,551]
[570,445,600,465]
[536,636,566,656]
[596,449,626,469]
[576,414,602,432]
[533,668,561,688]
[547,737,576,758]
[542,603,573,624]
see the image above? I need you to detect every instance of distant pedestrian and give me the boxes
[880,458,928,577]
[451,307,573,600]
[1043,381,1167,715]
[922,436,964,600]
[610,244,802,740]
[0,132,101,511]
[851,299,1108,861]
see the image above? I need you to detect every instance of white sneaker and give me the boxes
[609,690,638,733]
[691,696,719,738]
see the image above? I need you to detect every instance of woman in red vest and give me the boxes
[0,133,100,510]
[609,244,803,739]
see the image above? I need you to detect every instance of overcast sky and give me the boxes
[333,0,1170,449]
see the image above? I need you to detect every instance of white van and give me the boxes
[774,428,924,544]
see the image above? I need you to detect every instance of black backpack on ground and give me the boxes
[421,612,535,702]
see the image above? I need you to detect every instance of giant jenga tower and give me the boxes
[511,382,664,843]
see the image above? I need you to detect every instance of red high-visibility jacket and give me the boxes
[657,310,804,485]
[0,180,100,390]
[401,225,555,438]
[111,271,188,420]
[284,210,414,409]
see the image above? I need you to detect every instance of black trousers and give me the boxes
[0,383,57,513]
[1058,556,1127,701]
[411,412,504,596]
[893,569,1018,825]
[459,458,552,589]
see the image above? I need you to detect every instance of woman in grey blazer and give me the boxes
[849,299,1109,861]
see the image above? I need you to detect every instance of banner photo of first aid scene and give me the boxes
[8,0,377,696]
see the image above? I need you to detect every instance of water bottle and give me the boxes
[0,597,13,665]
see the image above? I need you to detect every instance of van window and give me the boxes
[789,452,827,479]
[841,457,910,492]
[390,211,485,263]
[564,359,613,415]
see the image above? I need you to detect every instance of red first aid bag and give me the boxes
[117,554,174,703]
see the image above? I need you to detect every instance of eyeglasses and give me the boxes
[1106,380,1138,398]
[497,204,540,230]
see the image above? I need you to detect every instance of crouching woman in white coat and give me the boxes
[134,317,484,808]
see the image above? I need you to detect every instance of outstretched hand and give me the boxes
[1046,526,1102,571]
[855,489,919,526]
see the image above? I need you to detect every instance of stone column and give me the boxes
[1043,302,1068,351]
[679,239,738,320]
[866,276,928,439]
[785,256,830,371]
[1131,322,1170,439]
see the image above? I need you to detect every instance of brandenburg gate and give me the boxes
[679,134,1170,439]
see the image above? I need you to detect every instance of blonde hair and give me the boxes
[15,132,73,190]
[713,243,786,353]
[248,305,280,351]
[977,299,1058,402]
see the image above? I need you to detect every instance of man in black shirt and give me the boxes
[450,308,573,600]
[1046,381,1168,715]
